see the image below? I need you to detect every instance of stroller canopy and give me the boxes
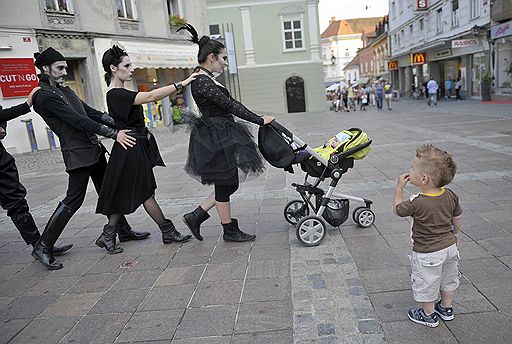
[258,124,296,169]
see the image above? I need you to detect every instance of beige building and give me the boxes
[0,0,206,154]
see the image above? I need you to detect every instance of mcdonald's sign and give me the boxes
[388,61,399,70]
[411,52,427,65]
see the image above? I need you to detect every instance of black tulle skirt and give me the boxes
[96,127,165,215]
[185,116,265,185]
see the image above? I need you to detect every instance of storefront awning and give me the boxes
[119,40,197,69]
[355,77,370,85]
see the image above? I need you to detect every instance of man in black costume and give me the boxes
[31,47,150,270]
[1,88,72,256]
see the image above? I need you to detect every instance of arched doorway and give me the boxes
[285,76,306,113]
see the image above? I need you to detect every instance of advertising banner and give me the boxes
[0,58,38,98]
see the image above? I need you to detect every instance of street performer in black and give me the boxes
[31,47,149,270]
[1,88,72,256]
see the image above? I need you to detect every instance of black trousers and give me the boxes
[0,144,40,244]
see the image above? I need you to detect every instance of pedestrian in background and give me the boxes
[427,77,438,106]
[179,23,274,243]
[455,77,463,100]
[445,77,453,100]
[394,144,462,328]
[384,80,393,110]
[376,81,384,110]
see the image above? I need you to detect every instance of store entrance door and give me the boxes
[285,76,306,113]
[65,60,85,100]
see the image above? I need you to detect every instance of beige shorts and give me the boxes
[410,244,460,302]
[385,94,393,99]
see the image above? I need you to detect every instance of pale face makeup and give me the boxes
[112,56,133,83]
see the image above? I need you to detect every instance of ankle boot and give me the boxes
[117,221,151,242]
[95,224,123,254]
[222,219,256,242]
[160,219,192,244]
[182,206,210,241]
[32,202,75,270]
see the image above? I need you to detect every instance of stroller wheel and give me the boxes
[354,208,375,228]
[352,206,367,223]
[284,200,310,225]
[296,216,326,247]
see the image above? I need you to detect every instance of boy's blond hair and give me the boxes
[416,144,457,187]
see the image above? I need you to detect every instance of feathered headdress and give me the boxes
[177,23,200,44]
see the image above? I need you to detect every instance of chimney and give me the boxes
[329,16,336,24]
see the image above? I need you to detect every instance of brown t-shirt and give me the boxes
[396,188,462,253]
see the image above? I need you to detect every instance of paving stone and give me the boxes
[66,272,122,294]
[350,249,403,271]
[116,309,182,342]
[155,266,205,286]
[381,320,457,344]
[461,223,509,241]
[0,275,41,297]
[318,323,336,336]
[459,258,512,286]
[369,290,417,322]
[41,292,103,317]
[0,318,31,343]
[477,279,512,310]
[210,246,251,263]
[445,312,512,344]
[110,270,162,291]
[0,296,14,309]
[9,316,80,344]
[89,255,140,274]
[190,280,243,307]
[236,301,292,334]
[357,320,382,334]
[477,237,512,257]
[60,313,132,344]
[231,329,293,344]
[360,267,411,293]
[126,254,173,271]
[457,241,493,260]
[202,262,247,282]
[23,275,82,296]
[138,285,195,311]
[253,231,289,245]
[174,305,237,339]
[0,295,58,321]
[170,253,211,267]
[242,277,291,302]
[0,264,25,283]
[88,288,148,314]
[499,255,512,268]
[250,244,290,261]
[172,337,232,344]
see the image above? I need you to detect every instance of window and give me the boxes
[471,0,480,19]
[345,48,350,57]
[282,19,303,50]
[391,1,396,18]
[397,33,401,47]
[409,24,413,41]
[117,0,137,20]
[436,8,443,33]
[401,29,404,46]
[452,0,459,27]
[167,0,179,16]
[399,0,403,13]
[209,24,220,35]
[45,0,71,12]
[419,18,424,32]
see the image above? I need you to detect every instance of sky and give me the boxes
[318,0,390,32]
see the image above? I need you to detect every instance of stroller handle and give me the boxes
[268,120,293,138]
[336,139,372,160]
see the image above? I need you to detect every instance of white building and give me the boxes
[321,17,382,85]
[388,0,491,98]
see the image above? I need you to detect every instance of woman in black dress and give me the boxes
[95,45,194,253]
[178,24,274,242]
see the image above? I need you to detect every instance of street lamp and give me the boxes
[472,25,485,36]
[331,55,336,65]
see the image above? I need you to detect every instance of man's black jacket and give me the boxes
[33,74,118,171]
[0,102,31,150]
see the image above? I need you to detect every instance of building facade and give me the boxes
[490,0,512,99]
[0,0,206,154]
[343,55,360,84]
[321,17,382,85]
[388,0,491,98]
[207,0,324,114]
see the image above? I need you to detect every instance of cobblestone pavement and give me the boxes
[1,99,512,343]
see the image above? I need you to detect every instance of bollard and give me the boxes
[46,127,57,150]
[21,119,38,152]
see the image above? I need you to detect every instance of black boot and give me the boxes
[182,206,210,241]
[222,219,256,242]
[95,225,123,254]
[117,221,151,242]
[160,219,192,244]
[32,202,75,270]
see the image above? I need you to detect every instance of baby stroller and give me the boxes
[259,122,375,247]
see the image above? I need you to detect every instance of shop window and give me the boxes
[471,0,480,19]
[45,0,72,12]
[282,18,304,51]
[117,0,138,20]
[436,8,443,33]
[452,0,459,27]
[209,25,220,36]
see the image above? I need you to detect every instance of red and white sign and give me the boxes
[452,39,480,48]
[416,0,428,10]
[491,20,512,40]
[0,58,38,98]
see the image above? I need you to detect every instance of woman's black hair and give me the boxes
[102,45,128,86]
[177,23,225,64]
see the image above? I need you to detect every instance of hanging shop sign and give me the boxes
[388,61,399,70]
[433,49,452,59]
[0,58,39,98]
[411,52,427,65]
[452,39,480,48]
[416,0,428,11]
[491,20,512,40]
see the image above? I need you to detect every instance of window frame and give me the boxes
[451,0,459,27]
[281,15,305,52]
[471,0,481,19]
[436,8,443,33]
[45,0,73,13]
[117,0,138,20]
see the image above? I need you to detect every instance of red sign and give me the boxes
[388,61,399,70]
[417,0,428,10]
[0,58,38,98]
[411,52,427,65]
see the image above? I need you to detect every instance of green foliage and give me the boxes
[169,15,186,27]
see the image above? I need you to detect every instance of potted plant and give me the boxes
[481,71,492,102]
[169,15,186,28]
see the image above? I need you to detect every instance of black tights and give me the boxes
[108,194,165,226]
[214,183,239,202]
